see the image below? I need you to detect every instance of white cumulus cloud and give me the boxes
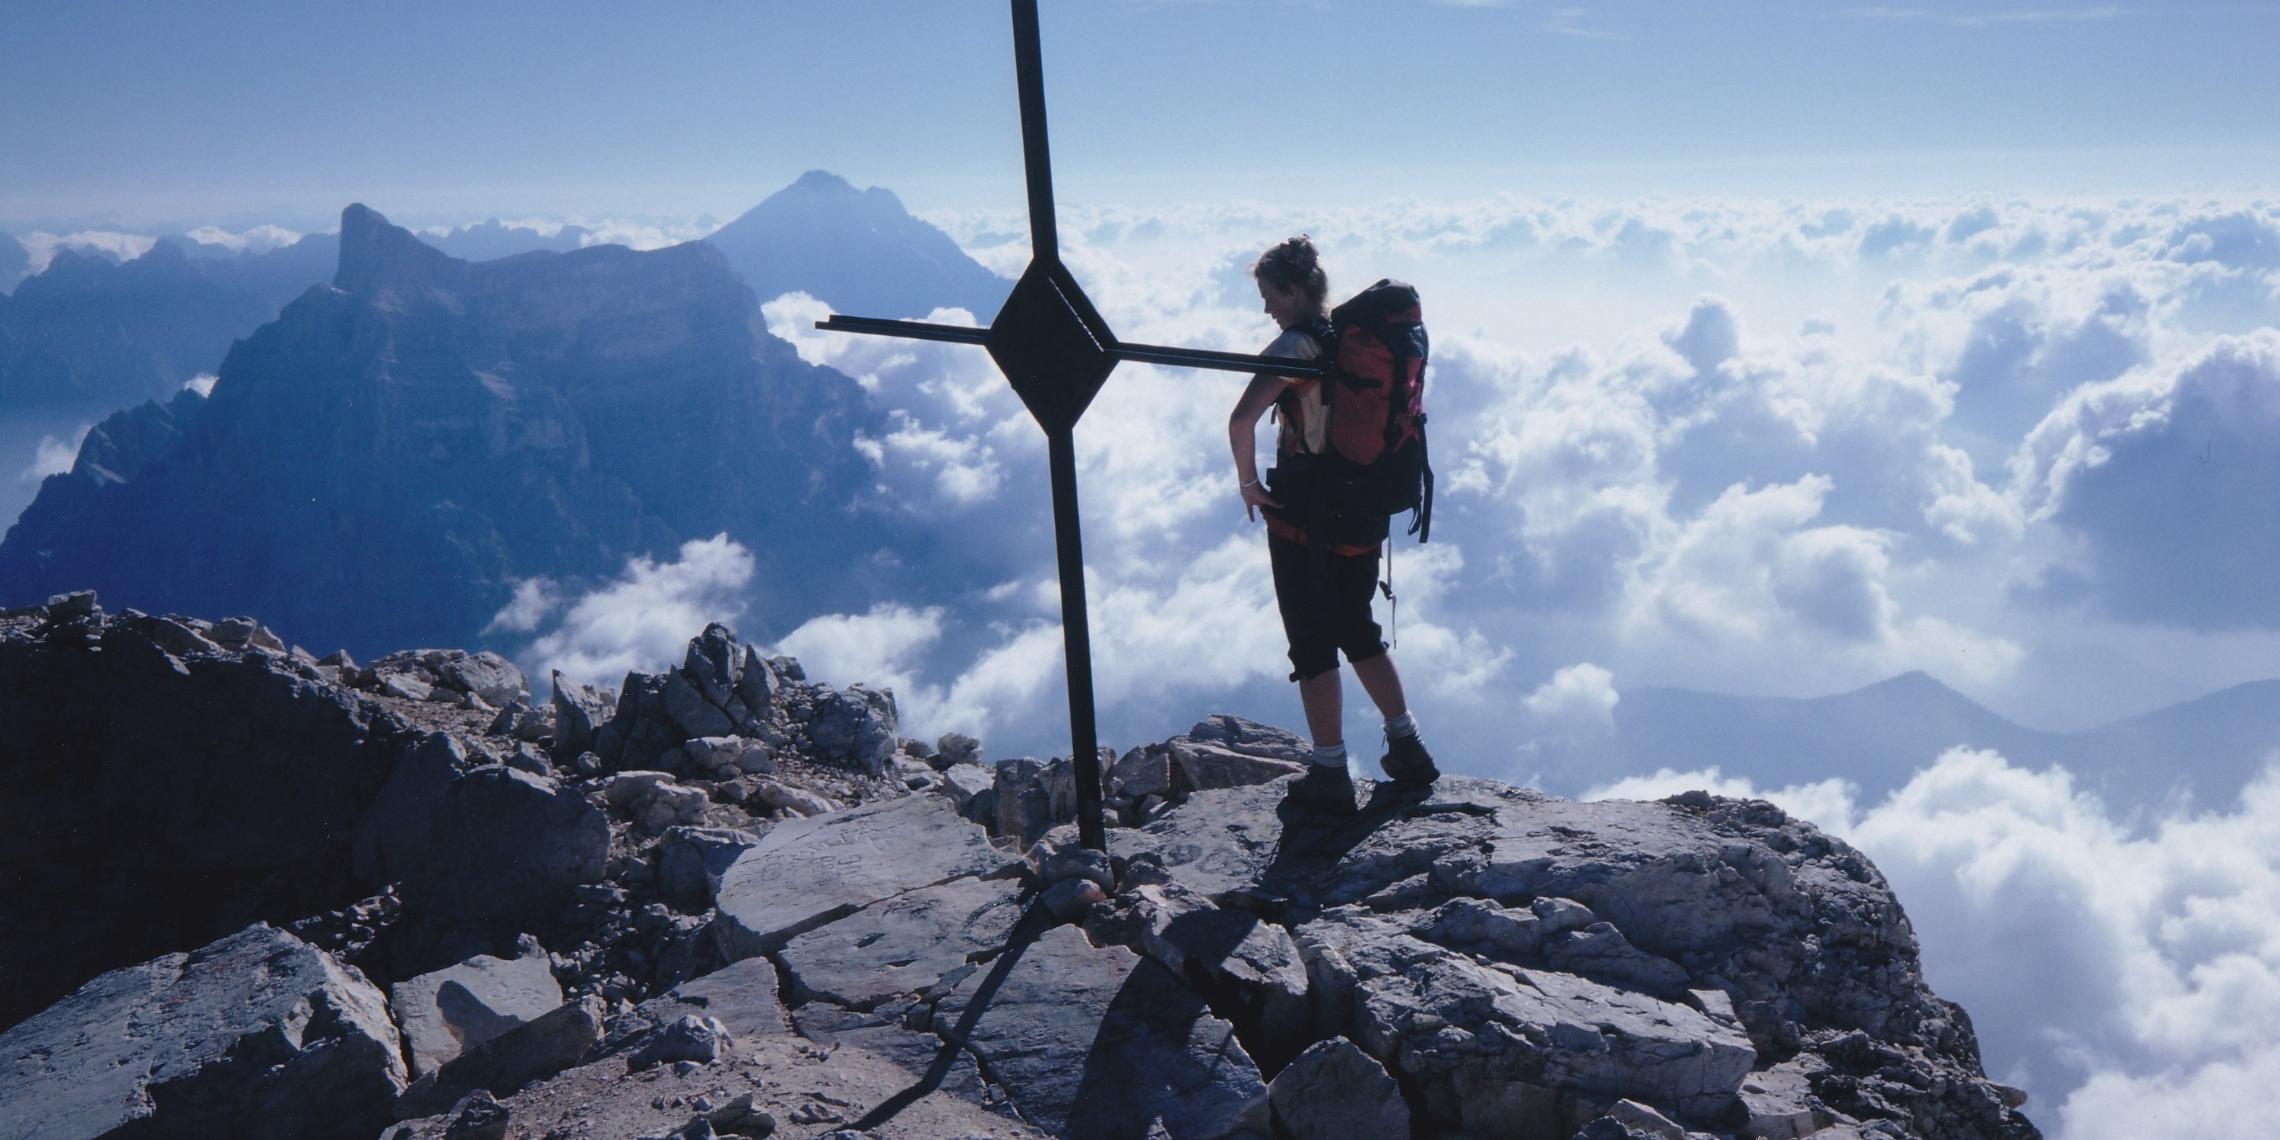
[515,534,756,689]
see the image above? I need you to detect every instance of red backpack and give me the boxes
[1314,279,1433,541]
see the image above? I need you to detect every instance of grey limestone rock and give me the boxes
[354,734,611,922]
[992,756,1062,846]
[935,761,995,816]
[442,650,528,706]
[931,924,1271,1139]
[1267,1036,1411,1140]
[550,671,615,760]
[685,733,773,774]
[390,937,566,1078]
[713,793,1022,959]
[748,777,839,818]
[779,874,1027,1010]
[626,956,792,1045]
[808,682,900,775]
[1301,905,1756,1128]
[0,608,392,1027]
[0,923,406,1140]
[932,730,981,768]
[629,1014,732,1070]
[394,995,607,1120]
[658,825,762,909]
[1086,880,1311,1067]
[1041,876,1109,921]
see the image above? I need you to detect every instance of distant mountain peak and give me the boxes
[789,168,856,193]
[335,203,461,295]
[703,173,1007,320]
[1862,670,1954,698]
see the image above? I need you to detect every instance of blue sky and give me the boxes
[4,0,2277,228]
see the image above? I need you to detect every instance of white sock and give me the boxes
[1309,742,1348,768]
[1386,711,1419,740]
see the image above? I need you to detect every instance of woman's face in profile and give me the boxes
[1258,277,1309,331]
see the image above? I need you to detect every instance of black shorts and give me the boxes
[1269,532,1387,683]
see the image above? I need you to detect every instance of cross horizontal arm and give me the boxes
[815,315,1329,379]
[815,315,991,347]
[1114,340,1328,379]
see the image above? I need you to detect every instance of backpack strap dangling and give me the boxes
[1379,539,1397,649]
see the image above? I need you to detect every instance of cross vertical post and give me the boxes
[815,0,1330,853]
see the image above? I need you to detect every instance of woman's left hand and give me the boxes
[1240,481,1281,522]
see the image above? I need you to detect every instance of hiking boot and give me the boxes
[1285,762,1358,817]
[1380,733,1439,787]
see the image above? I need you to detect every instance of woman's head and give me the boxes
[1253,235,1328,330]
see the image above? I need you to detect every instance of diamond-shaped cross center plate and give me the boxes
[987,259,1119,435]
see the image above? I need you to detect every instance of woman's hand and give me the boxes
[1240,480,1281,522]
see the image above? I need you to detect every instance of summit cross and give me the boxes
[818,0,1327,852]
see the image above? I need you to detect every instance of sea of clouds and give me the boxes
[486,188,2280,1134]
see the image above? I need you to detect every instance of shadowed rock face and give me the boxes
[0,203,884,655]
[1,608,2039,1140]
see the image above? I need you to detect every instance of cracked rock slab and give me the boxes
[0,923,406,1140]
[780,874,1027,1011]
[389,938,565,1078]
[931,924,1270,1139]
[714,794,1022,959]
[1304,907,1755,1130]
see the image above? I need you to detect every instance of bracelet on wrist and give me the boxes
[1239,478,1259,489]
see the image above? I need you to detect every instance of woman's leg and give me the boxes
[1299,668,1343,747]
[1352,652,1406,721]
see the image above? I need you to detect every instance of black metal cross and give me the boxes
[820,0,1326,852]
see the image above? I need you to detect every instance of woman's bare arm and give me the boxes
[1229,372,1291,520]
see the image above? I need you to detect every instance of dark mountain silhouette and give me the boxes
[0,231,334,417]
[704,169,1010,320]
[0,204,889,656]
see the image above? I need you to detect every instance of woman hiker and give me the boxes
[1227,235,1437,816]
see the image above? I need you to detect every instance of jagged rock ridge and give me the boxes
[0,596,2038,1139]
[0,204,887,655]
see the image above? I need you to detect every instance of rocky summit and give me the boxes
[0,592,2038,1139]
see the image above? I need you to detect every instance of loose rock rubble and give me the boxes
[0,595,2039,1139]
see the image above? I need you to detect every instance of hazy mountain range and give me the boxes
[1548,669,2280,814]
[0,202,912,655]
[2,173,2274,824]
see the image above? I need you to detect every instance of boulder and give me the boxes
[657,826,762,909]
[0,610,392,1027]
[931,924,1271,1139]
[628,1014,732,1070]
[684,734,772,774]
[354,734,611,922]
[549,672,615,760]
[390,938,566,1078]
[440,651,527,707]
[394,996,607,1120]
[779,874,1027,1010]
[932,731,981,768]
[601,770,712,832]
[747,778,837,818]
[807,683,899,775]
[1268,1037,1411,1140]
[0,924,405,1140]
[1085,880,1311,1067]
[713,793,1023,959]
[935,761,995,815]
